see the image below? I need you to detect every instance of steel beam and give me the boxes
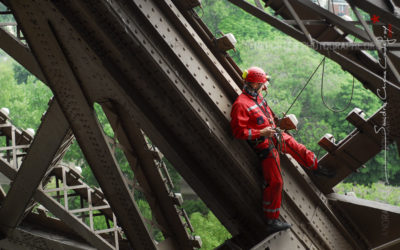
[0,27,121,247]
[9,1,156,248]
[282,0,314,44]
[0,100,69,234]
[315,107,389,193]
[1,5,194,249]
[0,158,114,250]
[33,192,114,250]
[44,0,265,246]
[0,27,44,81]
[102,103,198,249]
[278,155,363,249]
[0,226,95,250]
[0,186,4,200]
[328,193,400,249]
[172,0,245,90]
[251,230,306,250]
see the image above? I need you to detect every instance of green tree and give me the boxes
[12,63,31,84]
[190,212,231,250]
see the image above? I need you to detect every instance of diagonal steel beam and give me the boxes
[0,9,187,248]
[8,1,156,248]
[282,0,314,44]
[0,158,113,250]
[0,186,5,201]
[0,27,44,81]
[46,0,265,245]
[0,225,96,250]
[0,100,70,234]
[103,103,199,249]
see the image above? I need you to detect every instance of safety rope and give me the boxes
[320,57,355,113]
[283,56,355,116]
[284,57,326,116]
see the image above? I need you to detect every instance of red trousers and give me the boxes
[262,132,317,219]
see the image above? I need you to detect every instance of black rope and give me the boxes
[320,57,355,113]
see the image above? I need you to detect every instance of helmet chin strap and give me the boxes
[255,83,263,92]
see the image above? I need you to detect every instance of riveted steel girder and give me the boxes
[0,101,70,234]
[8,1,156,249]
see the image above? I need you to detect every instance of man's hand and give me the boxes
[260,126,275,137]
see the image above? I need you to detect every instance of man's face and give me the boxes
[250,82,268,93]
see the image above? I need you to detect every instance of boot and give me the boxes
[266,219,291,234]
[314,165,336,178]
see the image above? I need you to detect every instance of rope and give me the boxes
[320,57,355,113]
[192,2,204,19]
[284,57,326,116]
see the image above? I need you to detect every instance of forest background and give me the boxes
[0,1,400,249]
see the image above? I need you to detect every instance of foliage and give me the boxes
[0,59,52,130]
[190,212,231,250]
[182,199,209,216]
[335,182,400,206]
[12,63,31,84]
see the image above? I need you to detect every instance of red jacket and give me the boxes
[230,90,277,150]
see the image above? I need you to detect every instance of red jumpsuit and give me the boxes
[230,90,318,220]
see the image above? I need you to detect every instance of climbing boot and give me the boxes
[314,165,336,178]
[266,219,291,234]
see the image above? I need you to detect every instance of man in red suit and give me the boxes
[230,66,334,234]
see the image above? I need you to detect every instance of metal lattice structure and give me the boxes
[0,0,399,249]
